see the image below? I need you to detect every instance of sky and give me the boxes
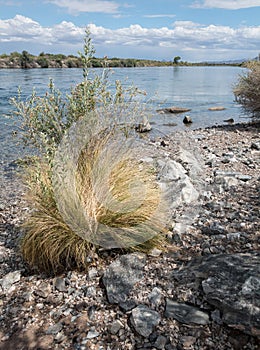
[0,0,260,62]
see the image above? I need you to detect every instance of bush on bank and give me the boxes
[234,61,260,118]
[11,29,167,274]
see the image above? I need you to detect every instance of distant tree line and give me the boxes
[0,51,174,69]
[0,51,248,69]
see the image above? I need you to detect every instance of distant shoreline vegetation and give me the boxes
[0,51,248,69]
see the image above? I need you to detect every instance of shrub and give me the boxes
[37,57,49,68]
[21,127,165,273]
[12,28,166,274]
[233,61,260,117]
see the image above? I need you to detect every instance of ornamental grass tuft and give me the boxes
[14,28,167,275]
[21,130,166,274]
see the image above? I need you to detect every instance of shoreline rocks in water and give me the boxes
[157,106,192,114]
[0,121,259,349]
[208,106,226,111]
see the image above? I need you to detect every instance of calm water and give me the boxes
[0,66,247,166]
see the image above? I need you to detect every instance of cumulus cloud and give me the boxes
[46,0,120,14]
[0,15,259,59]
[192,0,260,9]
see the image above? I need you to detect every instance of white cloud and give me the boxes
[192,0,260,9]
[144,14,176,18]
[46,0,120,14]
[0,15,259,60]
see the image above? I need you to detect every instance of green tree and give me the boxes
[173,56,181,65]
[20,50,32,68]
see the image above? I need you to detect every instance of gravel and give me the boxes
[0,121,259,350]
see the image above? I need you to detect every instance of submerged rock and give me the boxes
[157,106,191,114]
[208,106,226,111]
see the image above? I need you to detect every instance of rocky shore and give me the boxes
[0,121,259,350]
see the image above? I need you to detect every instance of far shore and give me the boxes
[0,51,247,69]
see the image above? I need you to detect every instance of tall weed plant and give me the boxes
[234,61,260,117]
[12,28,167,274]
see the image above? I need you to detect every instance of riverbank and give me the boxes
[0,121,259,350]
[0,52,245,69]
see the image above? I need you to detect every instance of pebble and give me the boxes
[165,299,210,325]
[0,270,21,292]
[0,121,259,350]
[130,305,161,337]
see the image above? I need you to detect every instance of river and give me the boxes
[0,66,247,167]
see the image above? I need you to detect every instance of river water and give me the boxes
[0,66,247,167]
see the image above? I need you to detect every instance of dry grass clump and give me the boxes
[234,61,260,117]
[21,163,93,274]
[21,132,166,274]
[17,29,167,275]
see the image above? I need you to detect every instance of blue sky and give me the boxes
[0,0,260,61]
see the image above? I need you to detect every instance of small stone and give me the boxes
[224,118,234,123]
[211,309,222,325]
[183,115,193,124]
[88,268,99,279]
[226,232,241,241]
[53,277,66,292]
[148,248,162,257]
[54,332,65,343]
[251,141,260,150]
[180,336,197,349]
[119,299,137,311]
[46,323,63,335]
[86,329,100,339]
[165,299,209,325]
[110,320,124,335]
[0,270,21,292]
[148,287,163,307]
[154,335,167,349]
[83,286,97,297]
[130,305,161,337]
[34,282,52,298]
[237,174,252,182]
[202,222,226,236]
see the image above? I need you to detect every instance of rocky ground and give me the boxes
[0,121,259,350]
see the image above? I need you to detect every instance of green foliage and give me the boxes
[12,28,166,274]
[234,61,260,117]
[173,56,181,65]
[37,56,49,68]
[20,50,33,68]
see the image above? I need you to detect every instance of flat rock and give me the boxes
[102,253,146,305]
[0,271,21,292]
[130,305,161,337]
[157,158,200,208]
[157,106,191,114]
[165,299,210,325]
[208,106,226,111]
[172,252,260,336]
